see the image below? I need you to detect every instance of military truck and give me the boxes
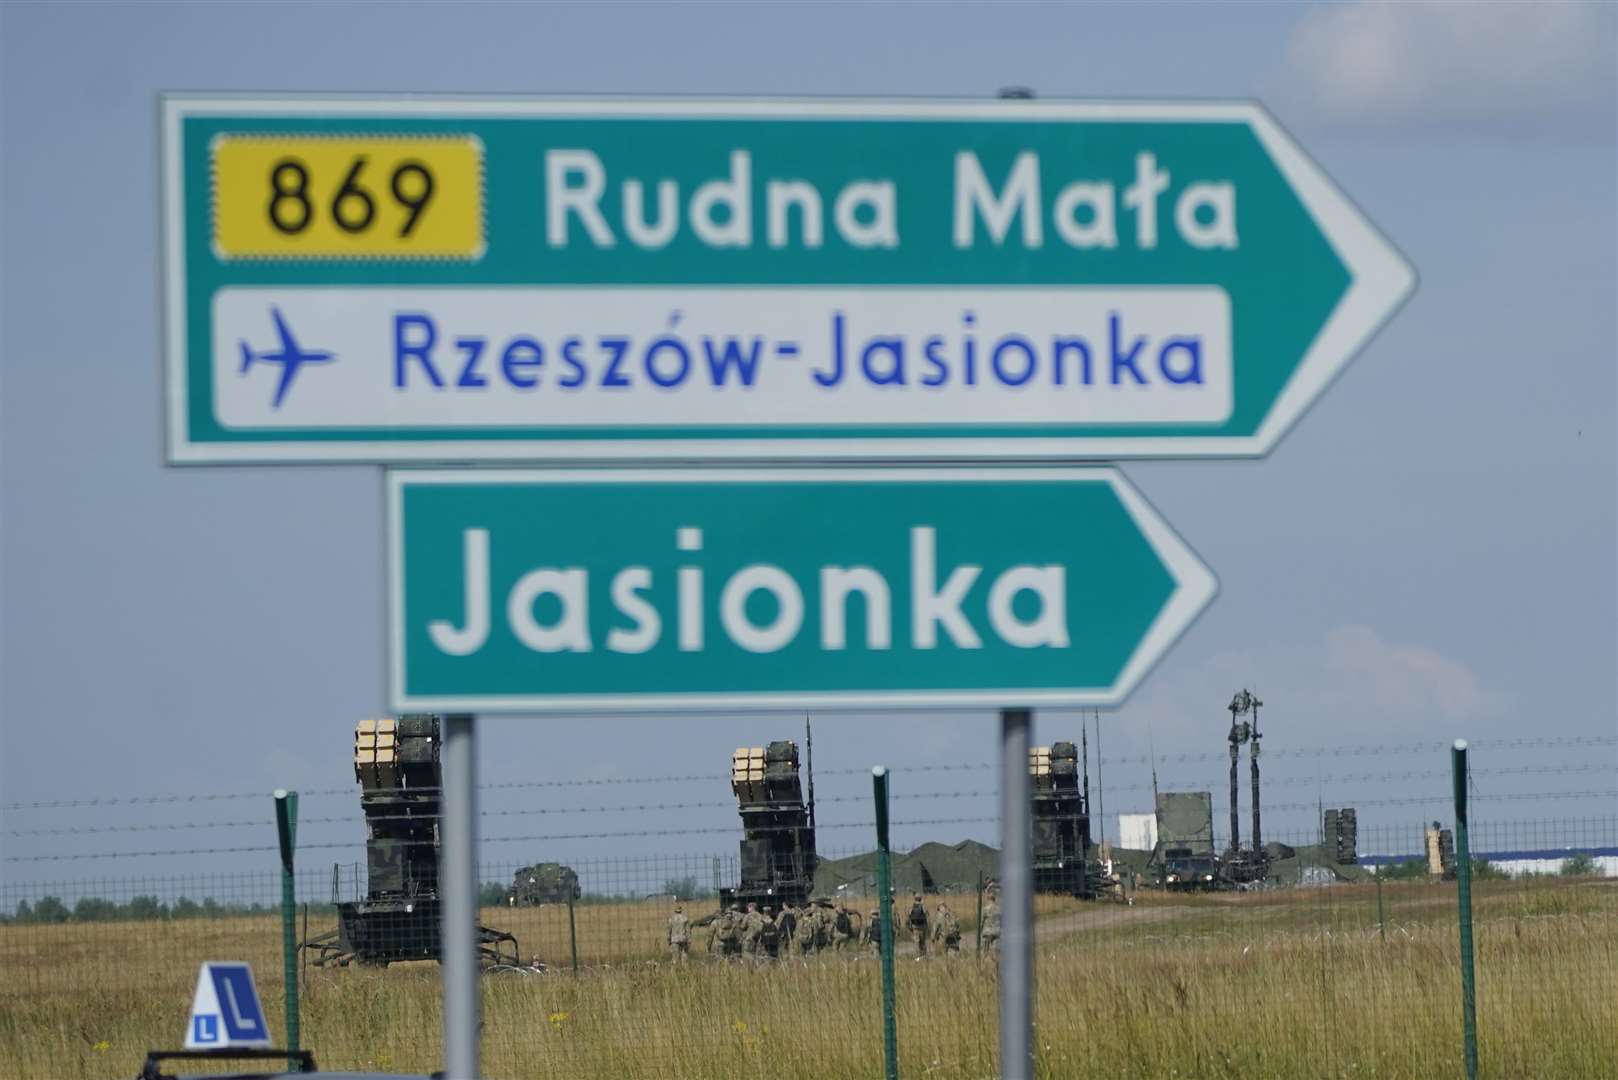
[1029,742,1106,897]
[1152,791,1226,891]
[508,863,581,906]
[300,716,518,967]
[720,742,818,911]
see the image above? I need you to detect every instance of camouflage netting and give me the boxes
[815,830,1372,896]
[814,840,999,895]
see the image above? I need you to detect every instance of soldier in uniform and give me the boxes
[830,904,859,951]
[980,884,1002,968]
[712,904,743,960]
[861,907,883,950]
[667,905,691,964]
[741,901,767,959]
[906,893,930,955]
[813,898,836,951]
[776,902,798,956]
[931,901,962,954]
[760,905,779,958]
[795,900,820,956]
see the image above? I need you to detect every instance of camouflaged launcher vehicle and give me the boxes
[720,741,818,912]
[1029,742,1107,897]
[300,716,517,967]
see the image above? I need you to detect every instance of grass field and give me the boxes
[2,878,1613,1078]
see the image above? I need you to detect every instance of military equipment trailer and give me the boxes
[300,716,518,968]
[720,742,818,912]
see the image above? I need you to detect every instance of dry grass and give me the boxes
[2,880,1613,1079]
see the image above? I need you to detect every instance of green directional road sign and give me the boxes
[165,97,1412,465]
[387,468,1216,713]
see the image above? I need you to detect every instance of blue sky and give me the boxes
[1,1,1613,888]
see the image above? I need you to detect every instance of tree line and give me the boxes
[2,894,330,925]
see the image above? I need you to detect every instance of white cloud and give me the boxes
[1113,622,1506,757]
[1322,623,1500,719]
[1273,0,1616,133]
[1069,623,1516,837]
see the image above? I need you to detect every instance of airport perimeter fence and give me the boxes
[2,735,1615,1079]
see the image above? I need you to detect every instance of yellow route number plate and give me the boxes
[212,135,484,259]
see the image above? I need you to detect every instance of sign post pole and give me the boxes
[1000,708,1033,1080]
[272,789,300,1072]
[441,713,480,1080]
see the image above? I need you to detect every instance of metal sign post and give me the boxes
[440,714,480,1079]
[167,88,1412,1080]
[999,708,1033,1080]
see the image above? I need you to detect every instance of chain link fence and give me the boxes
[2,736,1615,1078]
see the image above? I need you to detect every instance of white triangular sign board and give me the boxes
[184,962,272,1049]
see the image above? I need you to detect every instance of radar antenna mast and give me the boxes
[1147,717,1160,805]
[805,715,816,832]
[1081,724,1091,819]
[1249,691,1263,852]
[1227,689,1261,856]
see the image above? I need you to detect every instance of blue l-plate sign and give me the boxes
[184,962,271,1049]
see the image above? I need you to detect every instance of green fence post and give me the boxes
[273,789,300,1072]
[873,766,899,1080]
[1452,740,1478,1080]
[975,871,985,959]
[1375,869,1386,944]
[568,896,580,973]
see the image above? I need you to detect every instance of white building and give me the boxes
[1118,812,1158,852]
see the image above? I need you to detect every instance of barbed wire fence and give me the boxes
[1,734,1614,1078]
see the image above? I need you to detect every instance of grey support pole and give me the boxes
[992,93,1036,1078]
[441,713,480,1079]
[999,707,1033,1080]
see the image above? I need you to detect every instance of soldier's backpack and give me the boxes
[835,909,853,935]
[716,914,738,942]
[796,912,817,943]
[908,900,927,928]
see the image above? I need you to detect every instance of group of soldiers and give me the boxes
[665,883,1002,964]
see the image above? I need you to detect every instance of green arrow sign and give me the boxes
[388,469,1216,713]
[164,97,1412,465]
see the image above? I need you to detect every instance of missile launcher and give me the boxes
[1029,742,1105,897]
[720,741,817,911]
[301,716,517,967]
